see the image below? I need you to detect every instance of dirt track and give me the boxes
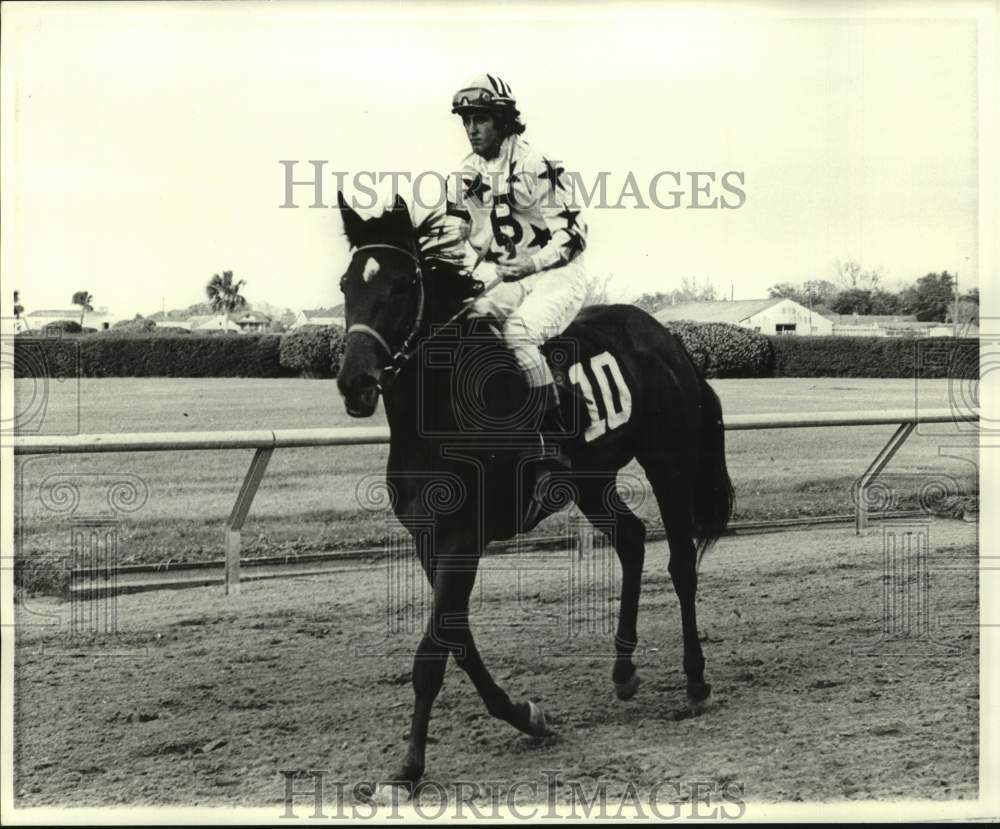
[13,518,978,808]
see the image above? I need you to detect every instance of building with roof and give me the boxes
[653,299,978,338]
[235,311,273,333]
[22,306,119,331]
[654,298,834,336]
[820,312,977,338]
[189,315,242,333]
[292,305,345,329]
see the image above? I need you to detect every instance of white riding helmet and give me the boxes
[451,74,517,115]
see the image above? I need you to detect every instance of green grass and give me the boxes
[15,377,978,585]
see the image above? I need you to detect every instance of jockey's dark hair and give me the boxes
[495,107,526,138]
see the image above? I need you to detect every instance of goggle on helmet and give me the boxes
[451,74,516,114]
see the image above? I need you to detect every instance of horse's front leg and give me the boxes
[388,557,547,791]
[450,612,548,739]
[388,565,467,789]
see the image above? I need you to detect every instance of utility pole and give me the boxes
[953,272,959,337]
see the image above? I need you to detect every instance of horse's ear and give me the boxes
[386,194,413,239]
[337,191,364,245]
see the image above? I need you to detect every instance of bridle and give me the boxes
[343,243,426,384]
[343,239,499,388]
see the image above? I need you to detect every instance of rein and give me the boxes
[345,242,502,388]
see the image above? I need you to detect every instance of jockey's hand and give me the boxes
[495,256,538,282]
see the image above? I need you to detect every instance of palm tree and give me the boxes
[205,271,248,334]
[72,291,94,328]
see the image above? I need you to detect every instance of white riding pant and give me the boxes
[470,260,589,388]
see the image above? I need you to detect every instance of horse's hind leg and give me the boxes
[577,478,647,700]
[645,474,712,713]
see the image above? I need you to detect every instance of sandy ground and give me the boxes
[13,518,978,809]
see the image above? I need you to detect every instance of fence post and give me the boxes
[855,422,916,534]
[225,446,275,595]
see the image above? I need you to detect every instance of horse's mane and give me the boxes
[341,201,484,311]
[421,255,484,309]
[413,209,485,309]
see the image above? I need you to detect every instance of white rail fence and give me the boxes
[13,408,977,594]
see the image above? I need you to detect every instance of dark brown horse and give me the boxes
[335,193,734,790]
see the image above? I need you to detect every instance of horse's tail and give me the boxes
[693,376,734,566]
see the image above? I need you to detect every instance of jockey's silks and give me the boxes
[444,135,588,274]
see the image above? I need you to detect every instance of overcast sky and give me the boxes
[1,2,983,316]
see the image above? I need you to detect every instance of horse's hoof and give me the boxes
[614,671,641,701]
[371,782,412,808]
[687,688,714,716]
[527,700,549,737]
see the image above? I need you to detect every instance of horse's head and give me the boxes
[336,191,423,417]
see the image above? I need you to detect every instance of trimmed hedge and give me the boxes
[112,317,157,332]
[278,325,346,379]
[43,320,82,334]
[13,333,289,378]
[770,335,979,379]
[11,325,978,380]
[663,320,773,378]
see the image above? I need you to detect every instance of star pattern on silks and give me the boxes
[561,230,585,258]
[507,158,520,187]
[539,158,566,192]
[556,207,581,231]
[482,248,504,264]
[527,223,552,248]
[463,173,491,203]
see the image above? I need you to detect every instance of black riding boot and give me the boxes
[537,382,572,474]
[520,383,572,531]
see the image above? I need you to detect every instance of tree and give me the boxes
[869,289,901,315]
[13,290,30,330]
[899,271,955,322]
[768,279,838,309]
[675,276,718,303]
[947,300,979,326]
[633,277,718,313]
[205,271,248,333]
[581,272,615,308]
[113,314,156,332]
[831,289,875,315]
[183,301,216,317]
[72,290,94,327]
[833,259,883,291]
[633,291,672,314]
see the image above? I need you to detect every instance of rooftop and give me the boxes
[301,305,345,318]
[653,298,784,324]
[822,313,919,325]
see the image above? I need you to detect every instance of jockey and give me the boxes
[447,74,589,463]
